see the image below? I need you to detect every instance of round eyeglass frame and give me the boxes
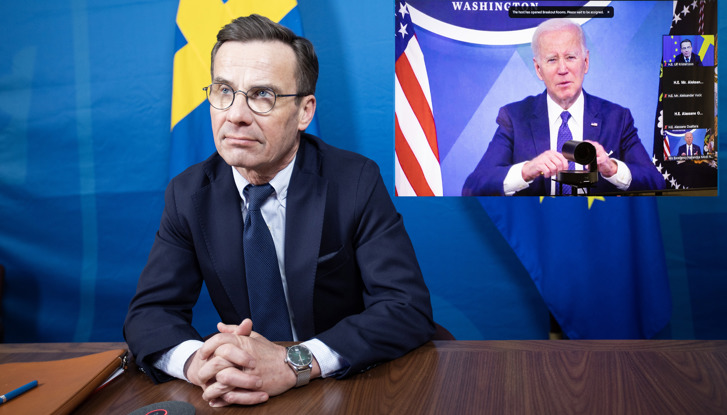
[203,83,307,114]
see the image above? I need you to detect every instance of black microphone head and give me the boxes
[561,140,596,165]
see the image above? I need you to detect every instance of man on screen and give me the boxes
[462,18,665,196]
[124,14,434,407]
[674,39,703,66]
[678,131,701,157]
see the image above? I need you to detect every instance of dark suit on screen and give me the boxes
[462,91,666,196]
[678,143,701,157]
[124,133,435,383]
[674,53,703,66]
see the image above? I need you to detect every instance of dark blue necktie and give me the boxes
[243,184,292,340]
[556,111,576,195]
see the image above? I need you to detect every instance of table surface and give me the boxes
[2,340,726,414]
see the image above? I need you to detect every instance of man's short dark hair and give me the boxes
[211,14,318,95]
[681,39,693,47]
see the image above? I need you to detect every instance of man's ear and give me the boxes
[298,95,316,131]
[533,58,545,81]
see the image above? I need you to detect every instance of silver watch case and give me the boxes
[285,344,313,387]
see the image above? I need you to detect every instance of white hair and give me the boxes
[531,19,588,60]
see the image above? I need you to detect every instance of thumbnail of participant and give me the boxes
[674,39,703,66]
[679,131,701,157]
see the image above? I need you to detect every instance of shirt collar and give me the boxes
[546,90,585,129]
[231,155,296,208]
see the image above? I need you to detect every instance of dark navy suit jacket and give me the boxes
[462,91,666,196]
[124,133,435,382]
[674,53,703,66]
[678,143,701,156]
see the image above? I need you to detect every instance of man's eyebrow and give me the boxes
[248,83,283,93]
[249,80,278,88]
[213,77,233,85]
[211,78,279,91]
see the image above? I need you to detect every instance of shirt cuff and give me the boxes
[302,338,348,378]
[503,162,531,196]
[602,158,632,190]
[153,340,204,382]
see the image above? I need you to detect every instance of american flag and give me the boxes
[394,1,443,196]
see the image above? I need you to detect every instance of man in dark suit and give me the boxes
[674,39,703,66]
[462,19,665,196]
[678,131,701,157]
[124,14,434,407]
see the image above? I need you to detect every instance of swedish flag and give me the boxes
[169,0,309,178]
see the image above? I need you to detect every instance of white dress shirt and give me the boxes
[155,156,346,381]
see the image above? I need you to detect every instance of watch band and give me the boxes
[294,367,311,387]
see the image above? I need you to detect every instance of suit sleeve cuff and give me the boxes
[153,340,204,382]
[302,338,349,378]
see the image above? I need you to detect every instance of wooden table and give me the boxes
[2,340,726,414]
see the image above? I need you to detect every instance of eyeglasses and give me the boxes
[203,83,307,114]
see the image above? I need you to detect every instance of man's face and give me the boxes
[210,40,315,183]
[533,26,589,110]
[681,41,693,58]
[685,132,694,145]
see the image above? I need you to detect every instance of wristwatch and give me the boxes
[285,344,313,387]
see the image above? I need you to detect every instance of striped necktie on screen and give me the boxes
[556,111,575,195]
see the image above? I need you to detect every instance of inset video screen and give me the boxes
[394,0,717,196]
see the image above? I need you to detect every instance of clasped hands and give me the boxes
[184,318,320,407]
[521,140,618,182]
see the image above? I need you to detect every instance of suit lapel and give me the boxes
[583,92,603,142]
[528,92,551,194]
[285,136,327,340]
[192,156,249,321]
[530,92,551,157]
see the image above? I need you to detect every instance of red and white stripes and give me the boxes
[395,31,443,196]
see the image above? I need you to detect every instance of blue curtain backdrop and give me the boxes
[0,0,725,343]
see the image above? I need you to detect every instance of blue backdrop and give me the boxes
[0,0,725,343]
